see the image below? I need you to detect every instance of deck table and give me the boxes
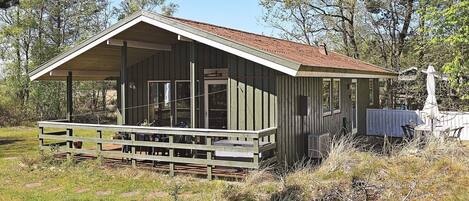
[414,124,450,140]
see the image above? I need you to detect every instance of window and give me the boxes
[351,79,357,131]
[175,81,191,127]
[323,78,341,115]
[322,79,331,115]
[149,81,172,126]
[369,79,374,106]
[332,79,340,112]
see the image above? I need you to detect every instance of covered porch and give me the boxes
[31,19,278,178]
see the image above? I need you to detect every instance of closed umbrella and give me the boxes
[422,65,440,127]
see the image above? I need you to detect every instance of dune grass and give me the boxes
[225,136,469,200]
[0,127,468,200]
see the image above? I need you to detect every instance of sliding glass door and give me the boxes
[148,79,226,128]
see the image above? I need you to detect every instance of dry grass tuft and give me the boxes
[228,135,469,201]
[4,127,469,201]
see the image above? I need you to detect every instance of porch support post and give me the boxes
[190,41,196,128]
[120,41,127,125]
[116,79,122,124]
[66,71,73,122]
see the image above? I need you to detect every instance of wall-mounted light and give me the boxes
[129,82,136,90]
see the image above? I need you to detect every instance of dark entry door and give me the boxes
[204,80,227,129]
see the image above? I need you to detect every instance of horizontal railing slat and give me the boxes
[40,146,258,169]
[259,143,276,152]
[257,127,277,138]
[39,134,258,153]
[43,131,67,135]
[38,121,278,171]
[38,121,275,139]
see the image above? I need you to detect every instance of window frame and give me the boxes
[322,78,332,116]
[147,80,172,126]
[351,79,358,134]
[332,78,341,114]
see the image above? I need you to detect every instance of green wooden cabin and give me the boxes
[30,11,397,165]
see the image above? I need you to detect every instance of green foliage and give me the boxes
[260,0,468,109]
[425,0,468,100]
[114,0,178,19]
[0,0,177,125]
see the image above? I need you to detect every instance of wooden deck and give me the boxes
[38,121,277,179]
[57,153,250,179]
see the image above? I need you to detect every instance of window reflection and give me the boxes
[332,79,340,111]
[175,81,191,127]
[149,81,172,126]
[323,79,331,114]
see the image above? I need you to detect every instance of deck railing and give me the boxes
[38,121,277,179]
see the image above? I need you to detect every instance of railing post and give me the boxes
[96,130,102,156]
[38,127,44,153]
[131,133,136,168]
[169,135,174,177]
[206,136,212,180]
[253,138,259,168]
[66,128,73,160]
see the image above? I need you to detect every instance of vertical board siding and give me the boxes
[126,42,277,133]
[277,76,353,164]
[367,109,469,140]
[228,54,238,130]
[123,41,377,164]
[254,65,263,131]
[246,61,254,131]
[125,42,227,126]
[226,55,278,132]
[356,79,370,134]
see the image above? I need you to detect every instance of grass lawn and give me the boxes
[0,127,231,201]
[1,127,469,200]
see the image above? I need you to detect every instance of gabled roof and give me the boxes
[170,16,394,76]
[29,11,397,80]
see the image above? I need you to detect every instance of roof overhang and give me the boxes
[29,11,395,81]
[297,65,397,79]
[29,11,300,81]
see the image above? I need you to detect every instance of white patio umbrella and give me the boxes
[422,65,440,126]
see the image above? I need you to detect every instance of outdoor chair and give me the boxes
[445,126,464,143]
[136,133,152,154]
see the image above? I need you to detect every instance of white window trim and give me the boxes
[147,80,172,125]
[204,79,228,128]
